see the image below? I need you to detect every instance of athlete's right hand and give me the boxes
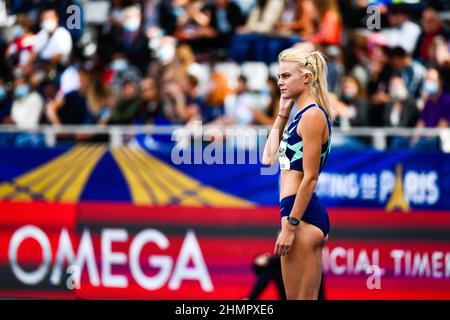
[274,218,296,256]
[279,97,294,115]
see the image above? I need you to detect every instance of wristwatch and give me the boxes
[287,216,300,226]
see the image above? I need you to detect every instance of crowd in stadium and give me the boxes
[0,0,450,149]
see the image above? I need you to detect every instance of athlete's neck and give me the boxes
[295,90,317,113]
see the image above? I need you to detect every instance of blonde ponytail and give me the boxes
[310,51,333,119]
[278,48,334,119]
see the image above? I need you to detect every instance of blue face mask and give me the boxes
[15,84,30,99]
[111,59,128,72]
[0,87,6,100]
[423,80,439,96]
[11,25,24,38]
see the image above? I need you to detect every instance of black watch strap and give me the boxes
[287,216,300,226]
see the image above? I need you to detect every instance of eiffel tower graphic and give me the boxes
[385,164,410,213]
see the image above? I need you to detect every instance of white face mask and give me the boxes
[124,19,140,32]
[157,44,175,64]
[389,86,408,101]
[342,88,358,101]
[111,59,129,72]
[41,19,58,33]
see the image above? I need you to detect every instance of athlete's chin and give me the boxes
[280,91,292,99]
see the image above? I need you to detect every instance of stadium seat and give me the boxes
[241,62,269,91]
[214,62,241,90]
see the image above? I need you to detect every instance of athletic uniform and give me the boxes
[278,103,331,236]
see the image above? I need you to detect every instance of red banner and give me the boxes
[0,201,449,299]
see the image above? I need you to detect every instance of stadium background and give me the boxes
[0,0,450,299]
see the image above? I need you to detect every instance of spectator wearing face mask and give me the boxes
[24,7,73,76]
[384,75,419,128]
[114,5,152,75]
[383,75,420,149]
[411,68,450,150]
[332,75,370,149]
[105,52,142,100]
[5,15,35,67]
[336,75,369,127]
[10,75,44,129]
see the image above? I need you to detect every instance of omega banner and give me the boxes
[0,146,450,299]
[1,201,449,299]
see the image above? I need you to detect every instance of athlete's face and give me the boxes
[277,61,311,99]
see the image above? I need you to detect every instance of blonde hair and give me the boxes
[279,47,333,119]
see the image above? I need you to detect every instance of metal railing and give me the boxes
[0,125,449,151]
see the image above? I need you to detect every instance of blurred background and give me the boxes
[0,0,449,300]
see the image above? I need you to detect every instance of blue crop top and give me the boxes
[278,103,332,172]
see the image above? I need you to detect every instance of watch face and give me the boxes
[288,217,299,225]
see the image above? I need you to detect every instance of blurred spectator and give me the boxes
[161,73,202,124]
[383,75,420,149]
[0,79,12,125]
[381,4,421,54]
[201,0,245,56]
[256,0,312,64]
[417,68,450,127]
[5,15,35,67]
[212,75,258,125]
[57,57,81,98]
[105,52,142,97]
[228,0,284,63]
[390,46,426,98]
[10,75,44,129]
[24,6,73,77]
[412,68,450,150]
[413,7,450,64]
[276,0,316,38]
[143,0,177,36]
[172,0,212,54]
[85,74,112,126]
[202,71,229,122]
[45,67,90,125]
[325,45,345,93]
[332,75,370,149]
[114,5,152,75]
[306,0,342,46]
[351,33,389,90]
[384,75,420,128]
[97,0,125,63]
[251,77,280,125]
[136,76,164,124]
[237,0,284,34]
[336,75,370,128]
[352,42,392,126]
[428,36,450,93]
[109,79,141,125]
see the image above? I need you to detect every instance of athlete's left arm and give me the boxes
[289,109,325,220]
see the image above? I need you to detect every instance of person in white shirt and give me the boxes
[24,7,73,73]
[381,5,421,55]
[11,75,44,129]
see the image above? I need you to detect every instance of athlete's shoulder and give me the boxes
[300,106,327,125]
